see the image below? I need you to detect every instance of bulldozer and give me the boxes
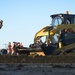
[18,11,75,56]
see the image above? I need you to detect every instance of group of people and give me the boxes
[6,42,23,55]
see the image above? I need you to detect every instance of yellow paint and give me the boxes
[50,31,54,35]
[30,52,45,56]
[59,42,62,48]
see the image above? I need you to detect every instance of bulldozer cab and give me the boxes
[51,13,75,26]
[48,13,75,47]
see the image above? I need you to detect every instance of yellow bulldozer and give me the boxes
[18,11,75,56]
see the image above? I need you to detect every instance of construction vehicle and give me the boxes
[18,11,75,56]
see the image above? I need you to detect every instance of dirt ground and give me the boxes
[0,63,75,75]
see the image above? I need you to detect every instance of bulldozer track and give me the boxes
[57,43,75,54]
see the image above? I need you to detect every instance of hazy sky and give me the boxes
[0,0,74,48]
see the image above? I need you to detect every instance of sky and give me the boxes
[0,0,75,48]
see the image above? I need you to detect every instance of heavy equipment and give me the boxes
[18,11,75,56]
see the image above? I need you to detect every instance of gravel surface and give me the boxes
[0,63,75,75]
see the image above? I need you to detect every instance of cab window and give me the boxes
[52,16,62,26]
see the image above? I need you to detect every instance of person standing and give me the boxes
[11,42,16,55]
[7,42,12,54]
